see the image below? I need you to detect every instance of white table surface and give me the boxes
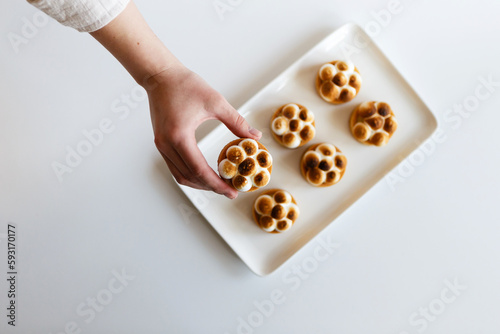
[1,0,499,333]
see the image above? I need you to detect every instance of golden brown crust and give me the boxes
[270,103,316,148]
[315,60,361,104]
[217,139,273,192]
[300,143,347,187]
[252,188,299,234]
[349,101,397,147]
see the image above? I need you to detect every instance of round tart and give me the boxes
[217,138,273,192]
[252,189,299,233]
[315,60,362,104]
[350,101,398,146]
[300,143,347,187]
[270,103,316,149]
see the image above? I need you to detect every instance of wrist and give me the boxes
[141,59,187,92]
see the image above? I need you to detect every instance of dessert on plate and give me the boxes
[270,103,316,149]
[217,138,273,192]
[252,189,300,233]
[315,60,362,104]
[350,101,398,146]
[300,143,347,187]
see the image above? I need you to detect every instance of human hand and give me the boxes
[146,65,262,199]
[89,1,260,198]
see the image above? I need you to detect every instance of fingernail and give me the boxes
[249,126,262,138]
[225,192,237,199]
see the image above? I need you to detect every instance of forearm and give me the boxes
[28,0,259,197]
[89,1,182,87]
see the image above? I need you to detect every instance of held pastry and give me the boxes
[270,103,316,149]
[300,143,347,187]
[350,101,398,146]
[252,189,300,233]
[315,60,362,104]
[217,138,273,192]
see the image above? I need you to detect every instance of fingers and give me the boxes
[215,100,262,141]
[159,151,207,191]
[156,135,238,199]
[174,136,238,199]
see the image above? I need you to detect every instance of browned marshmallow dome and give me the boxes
[315,60,362,104]
[252,189,300,233]
[270,103,316,148]
[300,143,347,187]
[350,101,398,146]
[217,139,273,192]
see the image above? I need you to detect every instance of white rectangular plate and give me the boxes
[179,23,437,276]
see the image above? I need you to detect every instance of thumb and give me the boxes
[217,104,262,140]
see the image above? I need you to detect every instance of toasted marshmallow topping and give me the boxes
[218,139,272,192]
[271,103,315,148]
[351,101,397,146]
[317,60,362,104]
[301,143,347,187]
[254,190,299,233]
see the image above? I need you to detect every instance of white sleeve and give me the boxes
[27,0,130,33]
